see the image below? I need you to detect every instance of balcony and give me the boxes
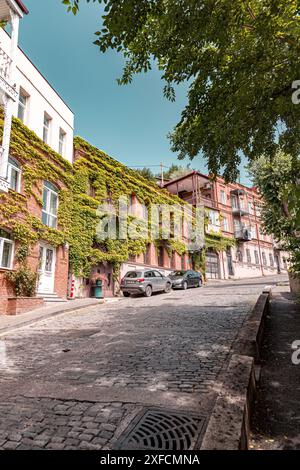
[232,206,249,216]
[231,188,246,196]
[234,227,252,242]
[0,46,18,101]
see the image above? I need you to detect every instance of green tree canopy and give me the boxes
[248,151,300,272]
[63,0,300,181]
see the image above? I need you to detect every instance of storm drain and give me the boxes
[115,408,205,450]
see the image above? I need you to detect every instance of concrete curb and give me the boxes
[233,287,271,362]
[0,300,105,335]
[200,288,272,450]
[200,354,255,450]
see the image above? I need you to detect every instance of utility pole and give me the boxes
[160,162,164,186]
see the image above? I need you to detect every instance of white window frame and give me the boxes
[223,217,229,232]
[42,183,58,229]
[0,234,14,270]
[43,113,52,145]
[58,128,66,156]
[209,210,218,225]
[18,89,28,123]
[7,158,21,193]
[220,190,226,204]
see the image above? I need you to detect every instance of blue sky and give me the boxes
[19,0,249,184]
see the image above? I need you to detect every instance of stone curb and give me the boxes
[233,287,271,362]
[200,288,272,450]
[0,300,105,335]
[200,354,255,450]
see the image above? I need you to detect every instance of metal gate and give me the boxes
[205,250,220,279]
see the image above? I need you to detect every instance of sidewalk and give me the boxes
[250,285,300,449]
[0,298,108,335]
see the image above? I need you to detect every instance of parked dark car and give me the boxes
[120,269,172,297]
[169,270,202,290]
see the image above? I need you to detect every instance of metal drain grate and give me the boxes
[115,408,205,450]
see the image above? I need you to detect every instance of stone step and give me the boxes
[36,292,67,303]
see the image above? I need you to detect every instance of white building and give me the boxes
[0,0,74,195]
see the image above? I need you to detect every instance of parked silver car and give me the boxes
[120,270,172,297]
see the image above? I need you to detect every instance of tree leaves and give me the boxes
[61,1,300,181]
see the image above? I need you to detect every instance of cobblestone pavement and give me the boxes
[0,275,287,450]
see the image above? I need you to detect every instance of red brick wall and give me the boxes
[6,297,44,316]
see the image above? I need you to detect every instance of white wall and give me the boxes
[0,28,74,163]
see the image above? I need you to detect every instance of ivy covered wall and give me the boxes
[0,110,235,283]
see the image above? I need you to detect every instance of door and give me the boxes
[153,270,165,291]
[186,271,194,287]
[37,244,56,293]
[226,248,234,276]
[206,250,220,279]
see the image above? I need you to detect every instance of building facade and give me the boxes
[163,171,288,280]
[0,1,74,314]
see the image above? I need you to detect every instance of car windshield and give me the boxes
[125,271,143,278]
[171,271,185,276]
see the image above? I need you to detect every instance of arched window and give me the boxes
[42,181,58,228]
[7,157,21,193]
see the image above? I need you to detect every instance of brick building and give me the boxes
[0,1,74,313]
[163,171,288,279]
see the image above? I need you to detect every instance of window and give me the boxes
[125,271,142,278]
[269,253,274,267]
[153,270,163,277]
[87,179,96,198]
[58,128,66,156]
[18,89,28,122]
[259,227,264,241]
[7,157,21,192]
[251,226,257,239]
[0,230,14,269]
[43,113,52,144]
[246,249,251,264]
[231,196,238,209]
[223,217,229,232]
[262,252,267,266]
[248,202,253,214]
[237,250,243,263]
[209,210,218,225]
[220,190,226,204]
[42,182,58,228]
[254,250,260,265]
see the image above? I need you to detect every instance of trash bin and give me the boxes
[91,279,103,299]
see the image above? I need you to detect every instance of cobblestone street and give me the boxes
[0,275,286,450]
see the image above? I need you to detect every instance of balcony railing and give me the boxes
[0,46,17,101]
[0,47,12,82]
[232,206,249,216]
[234,227,252,241]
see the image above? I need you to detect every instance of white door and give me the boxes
[37,244,56,293]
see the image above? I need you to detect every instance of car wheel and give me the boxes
[164,283,172,293]
[144,285,152,297]
[123,292,130,297]
[182,281,188,290]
